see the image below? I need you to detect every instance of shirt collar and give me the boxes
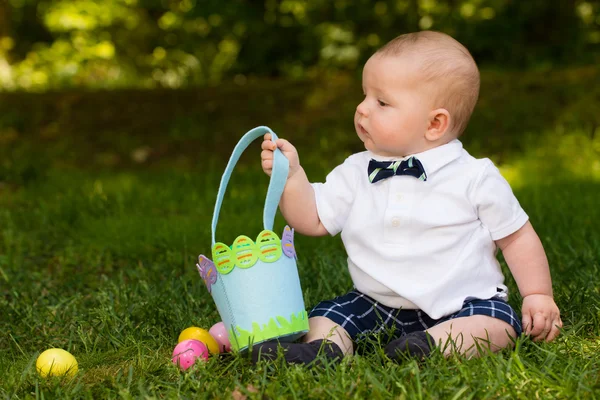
[366,139,464,178]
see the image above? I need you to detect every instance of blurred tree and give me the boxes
[458,0,586,67]
[0,0,599,91]
[0,1,10,39]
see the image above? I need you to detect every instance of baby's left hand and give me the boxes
[521,294,562,342]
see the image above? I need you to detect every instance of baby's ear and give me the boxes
[425,108,450,142]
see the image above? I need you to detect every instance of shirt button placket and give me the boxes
[383,180,414,245]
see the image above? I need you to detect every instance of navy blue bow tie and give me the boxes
[368,157,427,184]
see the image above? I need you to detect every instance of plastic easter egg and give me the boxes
[171,339,209,370]
[36,348,78,377]
[178,327,220,354]
[209,321,231,352]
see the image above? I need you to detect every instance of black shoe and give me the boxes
[384,331,434,362]
[250,339,344,366]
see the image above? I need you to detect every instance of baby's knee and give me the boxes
[428,315,517,356]
[304,316,354,355]
[460,315,517,353]
[306,316,349,339]
[466,317,516,358]
[477,315,517,340]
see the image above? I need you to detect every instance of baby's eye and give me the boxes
[378,100,387,107]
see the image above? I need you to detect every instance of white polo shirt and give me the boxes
[311,139,528,319]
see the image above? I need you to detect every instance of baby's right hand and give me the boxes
[261,133,301,178]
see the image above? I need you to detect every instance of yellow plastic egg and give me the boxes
[178,327,220,354]
[36,348,78,377]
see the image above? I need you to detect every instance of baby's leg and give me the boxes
[251,290,386,365]
[426,315,516,357]
[250,316,349,365]
[385,298,521,361]
[302,316,354,355]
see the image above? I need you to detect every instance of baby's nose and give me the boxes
[356,100,369,117]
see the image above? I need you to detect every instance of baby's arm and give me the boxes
[261,134,328,236]
[496,221,563,342]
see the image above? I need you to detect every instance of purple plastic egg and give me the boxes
[171,339,209,370]
[209,321,231,353]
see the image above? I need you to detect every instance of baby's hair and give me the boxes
[376,31,480,136]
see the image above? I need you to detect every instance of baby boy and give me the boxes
[254,31,562,365]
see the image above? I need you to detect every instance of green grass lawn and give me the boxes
[1,69,600,398]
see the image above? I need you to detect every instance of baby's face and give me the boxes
[355,54,434,158]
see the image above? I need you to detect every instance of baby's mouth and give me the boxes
[358,123,369,136]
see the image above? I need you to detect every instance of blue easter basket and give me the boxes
[196,126,309,351]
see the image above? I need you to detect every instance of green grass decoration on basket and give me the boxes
[231,311,310,351]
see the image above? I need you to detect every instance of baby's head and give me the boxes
[355,31,480,157]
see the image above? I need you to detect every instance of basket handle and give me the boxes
[211,126,289,245]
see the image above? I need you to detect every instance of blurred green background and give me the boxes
[1,0,600,177]
[1,0,600,90]
[1,2,600,397]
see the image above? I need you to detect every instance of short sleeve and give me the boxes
[472,160,529,240]
[311,158,360,236]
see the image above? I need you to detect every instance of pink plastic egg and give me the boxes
[171,339,209,370]
[209,321,231,353]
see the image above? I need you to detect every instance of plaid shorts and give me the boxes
[308,290,522,340]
